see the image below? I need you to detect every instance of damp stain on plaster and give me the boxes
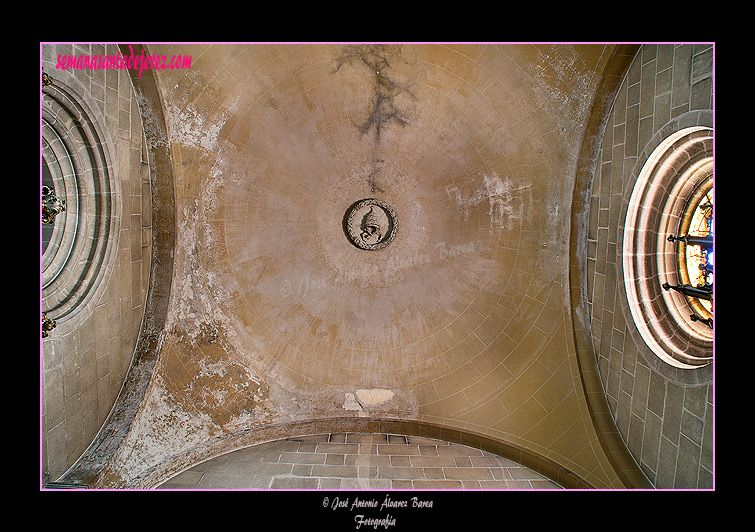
[531,45,595,142]
[335,44,411,131]
[164,323,273,428]
[163,73,239,153]
[105,320,278,482]
[156,170,283,435]
[335,44,417,193]
[168,105,225,151]
[445,171,531,230]
[171,200,222,333]
[159,84,239,340]
[133,88,169,149]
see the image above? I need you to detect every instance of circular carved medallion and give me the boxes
[345,198,398,250]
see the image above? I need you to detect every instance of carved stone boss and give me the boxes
[345,198,398,250]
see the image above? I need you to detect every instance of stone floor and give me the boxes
[158,432,562,490]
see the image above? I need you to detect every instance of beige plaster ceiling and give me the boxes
[89,43,645,488]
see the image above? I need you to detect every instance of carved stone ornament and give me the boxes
[345,198,398,250]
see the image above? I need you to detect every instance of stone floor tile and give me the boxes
[357,465,378,478]
[345,454,391,467]
[530,479,561,489]
[315,442,359,454]
[418,445,440,456]
[346,433,387,443]
[319,477,342,489]
[249,475,272,489]
[248,462,294,477]
[437,445,484,456]
[377,444,421,455]
[390,455,411,466]
[292,464,313,476]
[409,455,456,468]
[422,467,445,479]
[325,453,345,465]
[311,464,358,478]
[159,470,204,489]
[270,476,320,489]
[286,433,330,442]
[442,467,494,480]
[412,479,463,489]
[378,466,417,479]
[453,456,473,467]
[341,477,391,489]
[406,436,443,445]
[279,451,327,465]
[507,466,544,480]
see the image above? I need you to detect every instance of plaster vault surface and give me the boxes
[85,43,637,489]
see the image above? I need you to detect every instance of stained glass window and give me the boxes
[683,188,713,314]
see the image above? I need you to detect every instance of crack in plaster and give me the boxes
[335,44,417,193]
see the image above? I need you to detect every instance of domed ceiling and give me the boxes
[78,43,647,488]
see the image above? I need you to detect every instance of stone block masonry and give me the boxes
[159,432,562,489]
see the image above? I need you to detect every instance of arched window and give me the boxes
[41,72,120,330]
[622,125,713,369]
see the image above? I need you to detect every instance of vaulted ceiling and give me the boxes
[52,43,653,489]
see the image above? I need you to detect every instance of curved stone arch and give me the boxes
[56,43,700,491]
[570,43,714,490]
[567,44,653,488]
[84,44,637,492]
[54,44,176,488]
[106,418,592,489]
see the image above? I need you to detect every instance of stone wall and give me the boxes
[159,432,561,489]
[586,44,714,488]
[41,43,152,483]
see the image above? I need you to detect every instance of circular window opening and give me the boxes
[41,75,120,327]
[622,126,713,369]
